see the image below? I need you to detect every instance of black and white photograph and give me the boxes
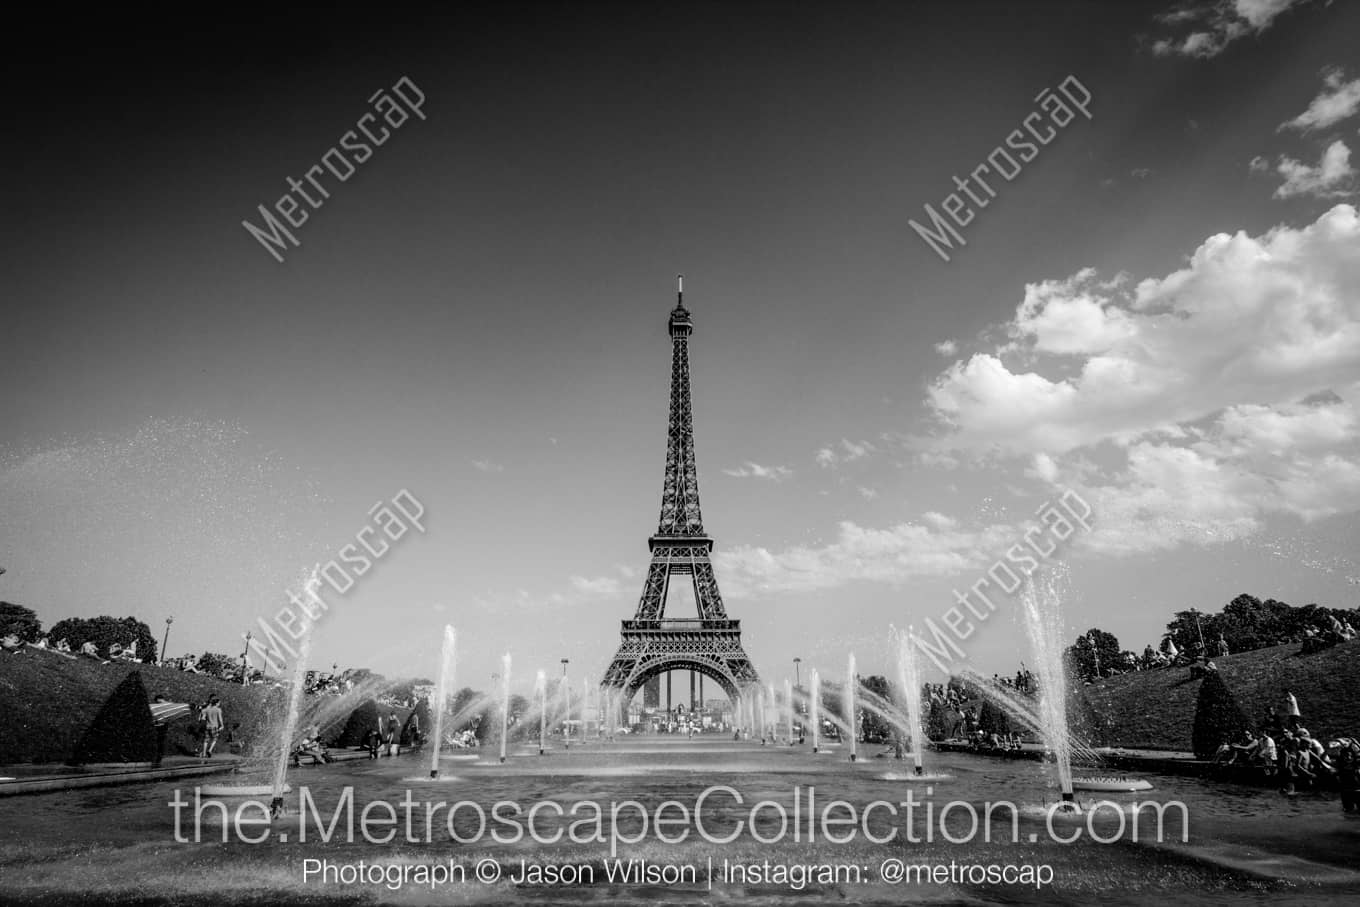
[2,2,1359,904]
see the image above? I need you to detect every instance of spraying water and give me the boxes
[897,628,927,775]
[784,678,794,744]
[270,569,319,816]
[845,654,858,762]
[563,672,571,749]
[429,626,456,779]
[1020,567,1075,804]
[768,682,777,743]
[810,669,820,753]
[537,670,547,754]
[499,654,511,763]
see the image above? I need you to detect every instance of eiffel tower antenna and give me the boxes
[602,281,760,717]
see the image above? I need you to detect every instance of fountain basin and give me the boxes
[198,783,292,797]
[1072,777,1153,793]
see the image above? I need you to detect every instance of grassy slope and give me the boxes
[0,653,278,763]
[0,652,414,764]
[1071,638,1360,751]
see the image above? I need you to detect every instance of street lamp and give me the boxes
[162,617,174,665]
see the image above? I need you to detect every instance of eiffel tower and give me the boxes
[602,278,759,708]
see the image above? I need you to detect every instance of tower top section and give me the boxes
[669,273,693,337]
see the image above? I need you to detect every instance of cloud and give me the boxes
[857,486,879,500]
[935,339,958,356]
[1258,140,1355,199]
[722,461,794,482]
[1281,67,1360,132]
[927,204,1360,456]
[715,519,1017,596]
[1131,167,1153,179]
[919,204,1360,557]
[471,459,504,473]
[815,438,877,468]
[1150,0,1309,58]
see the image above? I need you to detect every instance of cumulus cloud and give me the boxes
[922,204,1360,557]
[471,459,504,473]
[1281,67,1360,133]
[715,519,1018,596]
[1151,0,1309,58]
[723,461,794,482]
[928,205,1360,455]
[1267,140,1355,199]
[935,339,958,356]
[815,438,877,468]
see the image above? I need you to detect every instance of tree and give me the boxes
[1066,628,1122,682]
[0,602,42,643]
[1191,672,1253,760]
[859,675,893,741]
[47,616,157,661]
[70,671,158,764]
[196,652,236,677]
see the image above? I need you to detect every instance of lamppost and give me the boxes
[240,631,252,685]
[162,617,174,665]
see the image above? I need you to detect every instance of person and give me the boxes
[384,712,400,756]
[1216,635,1230,658]
[1279,690,1301,731]
[199,696,224,758]
[1334,738,1359,813]
[1,634,23,655]
[364,727,382,759]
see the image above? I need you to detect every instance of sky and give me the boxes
[2,0,1359,695]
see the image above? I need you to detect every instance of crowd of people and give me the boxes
[1210,690,1360,809]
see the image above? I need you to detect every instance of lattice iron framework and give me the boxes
[602,279,760,704]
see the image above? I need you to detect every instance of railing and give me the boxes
[622,619,740,632]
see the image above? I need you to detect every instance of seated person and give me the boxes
[55,638,72,652]
[79,640,101,658]
[1,634,23,654]
[291,735,331,765]
[31,636,49,649]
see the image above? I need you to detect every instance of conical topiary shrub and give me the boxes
[978,699,1011,738]
[70,671,158,764]
[401,699,430,745]
[926,700,949,741]
[334,699,381,747]
[1191,671,1253,759]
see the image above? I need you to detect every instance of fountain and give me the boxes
[429,626,456,779]
[499,654,511,763]
[1019,568,1076,809]
[898,628,926,775]
[269,570,319,817]
[810,668,820,753]
[537,670,547,754]
[845,654,858,762]
[563,671,571,749]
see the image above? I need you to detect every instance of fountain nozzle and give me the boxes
[429,769,438,779]
[914,765,924,776]
[849,753,857,762]
[269,797,285,819]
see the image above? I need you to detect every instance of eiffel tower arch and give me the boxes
[602,278,760,712]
